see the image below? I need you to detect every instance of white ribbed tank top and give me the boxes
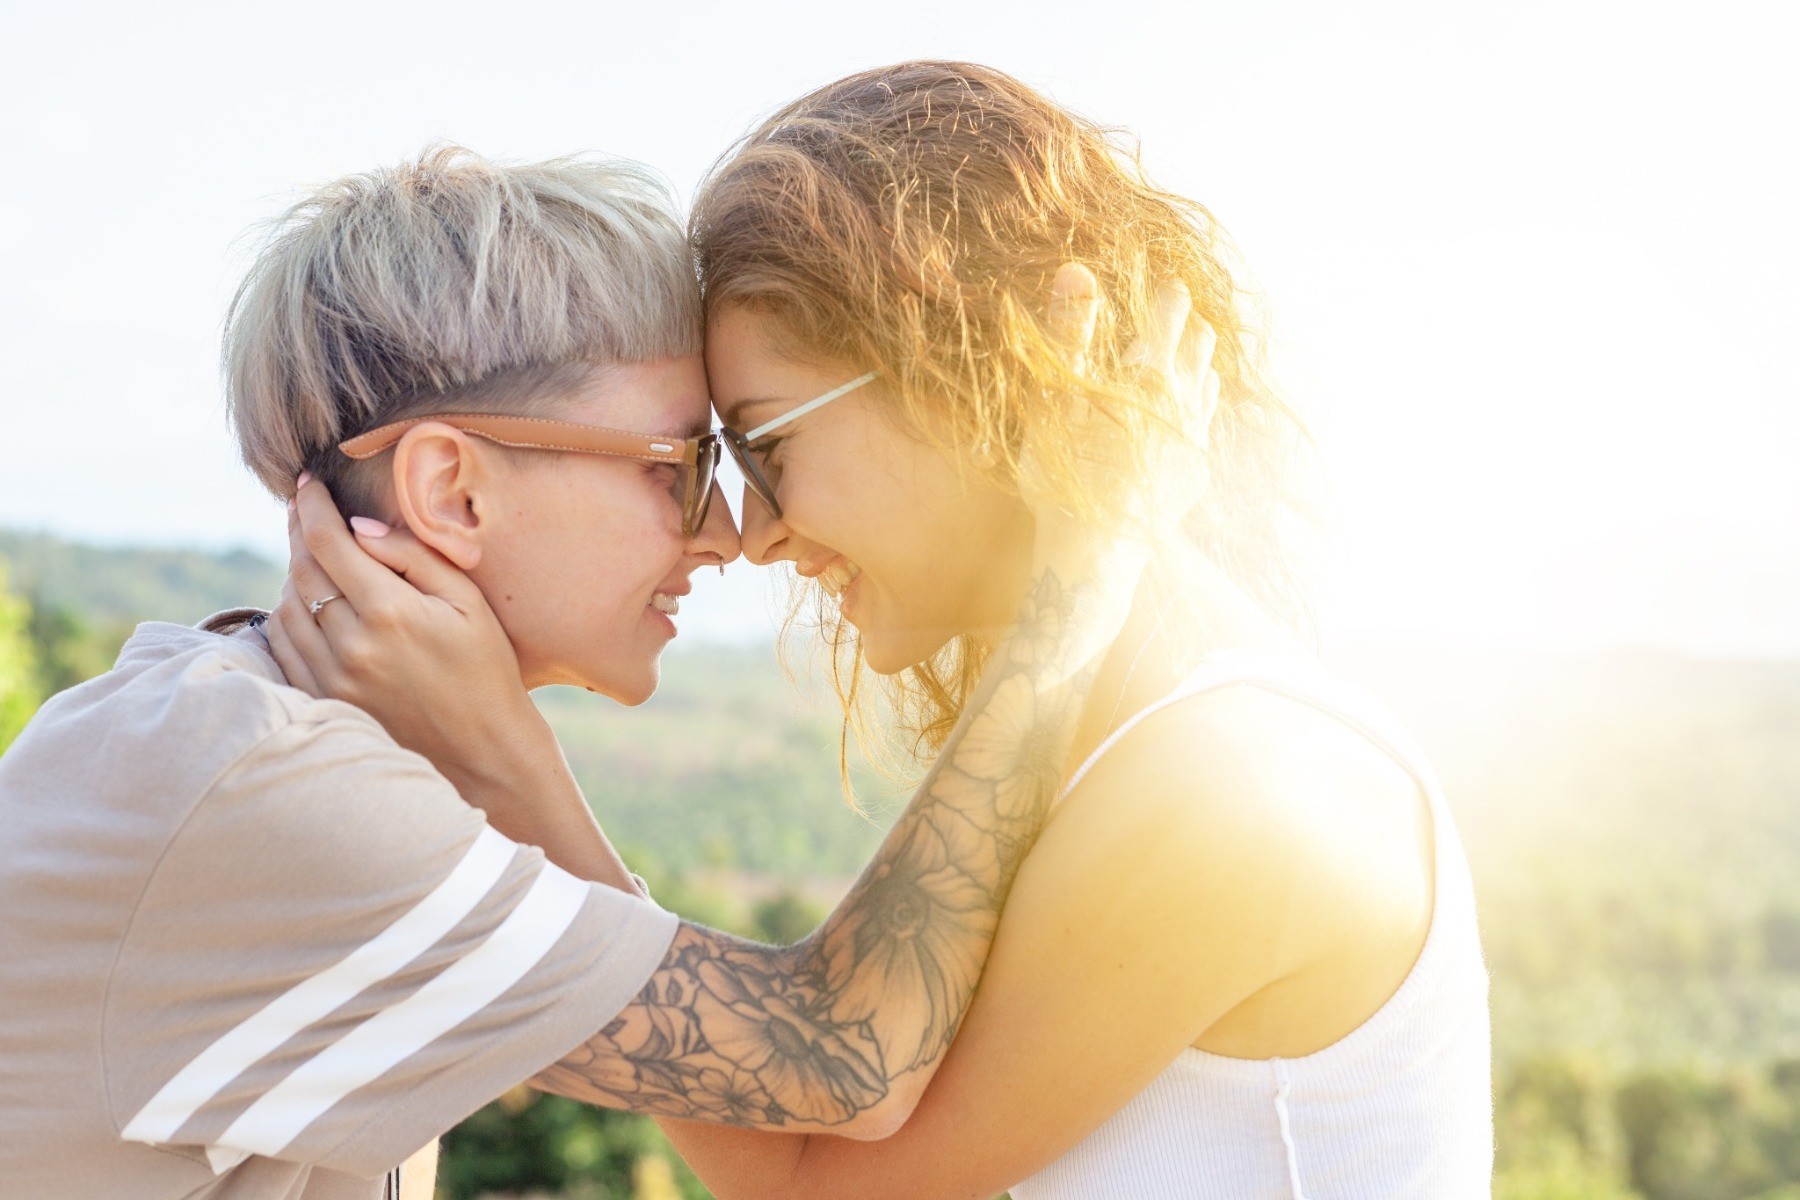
[1010,649,1494,1200]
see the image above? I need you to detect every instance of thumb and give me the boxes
[1131,280,1191,374]
[1046,262,1101,376]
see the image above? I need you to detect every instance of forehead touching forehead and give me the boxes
[705,304,851,431]
[565,355,712,437]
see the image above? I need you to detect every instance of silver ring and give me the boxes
[308,594,344,618]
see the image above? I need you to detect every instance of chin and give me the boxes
[600,656,662,706]
[859,626,954,677]
[610,678,658,706]
[580,668,657,706]
[540,656,660,705]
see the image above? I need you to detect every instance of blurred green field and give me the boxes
[4,529,1796,1199]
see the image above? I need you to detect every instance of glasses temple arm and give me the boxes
[742,371,880,442]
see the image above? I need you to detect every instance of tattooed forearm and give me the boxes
[537,563,1135,1134]
[539,924,881,1127]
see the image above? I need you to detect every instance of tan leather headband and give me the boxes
[338,413,697,464]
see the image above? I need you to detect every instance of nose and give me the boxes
[691,478,742,566]
[737,482,788,567]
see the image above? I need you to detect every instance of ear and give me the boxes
[388,424,494,571]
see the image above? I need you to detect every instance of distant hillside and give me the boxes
[1337,645,1800,1070]
[538,656,898,889]
[0,528,283,627]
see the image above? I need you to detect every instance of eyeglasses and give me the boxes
[338,412,722,536]
[720,371,879,522]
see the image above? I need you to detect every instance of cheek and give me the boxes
[877,482,1030,629]
[529,473,684,604]
[585,512,685,603]
[793,427,927,542]
[857,458,992,575]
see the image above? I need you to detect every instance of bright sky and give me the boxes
[1,0,1794,655]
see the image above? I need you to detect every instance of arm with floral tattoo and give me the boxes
[533,551,1142,1137]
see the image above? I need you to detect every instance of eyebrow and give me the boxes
[645,408,712,440]
[718,396,784,431]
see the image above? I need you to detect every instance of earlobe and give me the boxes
[390,425,487,571]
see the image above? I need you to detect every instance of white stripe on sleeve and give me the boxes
[122,826,517,1148]
[208,862,591,1167]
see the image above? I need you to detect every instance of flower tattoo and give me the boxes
[534,565,1126,1132]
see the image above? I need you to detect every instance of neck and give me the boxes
[1060,556,1301,777]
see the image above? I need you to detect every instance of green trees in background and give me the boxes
[0,550,134,752]
[438,1090,706,1200]
[1497,1054,1800,1200]
[26,598,126,694]
[0,559,45,751]
[0,529,283,629]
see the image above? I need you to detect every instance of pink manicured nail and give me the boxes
[297,471,313,488]
[349,516,391,538]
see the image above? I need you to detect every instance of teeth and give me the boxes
[819,561,862,597]
[651,593,680,615]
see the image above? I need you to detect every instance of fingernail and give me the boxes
[349,516,391,538]
[297,471,313,488]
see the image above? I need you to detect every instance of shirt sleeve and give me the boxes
[104,710,678,1179]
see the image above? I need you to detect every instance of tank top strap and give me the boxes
[1060,647,1444,804]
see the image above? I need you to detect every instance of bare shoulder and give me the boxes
[1049,680,1435,981]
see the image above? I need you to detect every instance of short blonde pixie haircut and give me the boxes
[225,144,702,517]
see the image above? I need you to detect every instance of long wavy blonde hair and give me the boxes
[692,61,1318,772]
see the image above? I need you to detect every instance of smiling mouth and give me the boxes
[651,593,680,615]
[818,560,862,598]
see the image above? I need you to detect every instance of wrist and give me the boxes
[441,698,567,798]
